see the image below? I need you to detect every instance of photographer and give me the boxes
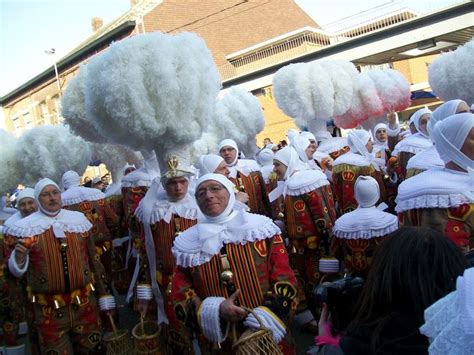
[314,227,466,355]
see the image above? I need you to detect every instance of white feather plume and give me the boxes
[214,86,265,157]
[15,125,91,185]
[429,39,474,104]
[273,60,358,126]
[90,143,143,181]
[82,31,221,168]
[61,65,106,143]
[273,63,314,121]
[0,130,22,194]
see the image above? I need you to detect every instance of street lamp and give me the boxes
[44,48,62,97]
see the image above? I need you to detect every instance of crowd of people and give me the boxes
[0,100,473,355]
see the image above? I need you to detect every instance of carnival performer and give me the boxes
[291,134,318,171]
[131,157,198,352]
[91,176,106,192]
[331,176,398,277]
[396,113,474,251]
[4,178,114,353]
[121,151,160,233]
[271,146,337,333]
[3,188,37,233]
[1,188,37,353]
[218,139,272,217]
[391,108,432,180]
[199,154,250,209]
[121,151,160,296]
[199,154,230,177]
[256,148,275,186]
[61,170,120,280]
[100,164,137,293]
[332,130,387,214]
[372,123,389,168]
[299,132,321,171]
[171,174,298,354]
[406,99,470,178]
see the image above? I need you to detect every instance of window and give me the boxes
[23,112,32,127]
[39,101,49,124]
[12,116,20,130]
[50,95,63,124]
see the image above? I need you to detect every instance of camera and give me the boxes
[314,276,364,334]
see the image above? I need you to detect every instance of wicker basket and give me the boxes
[103,329,133,355]
[232,307,283,355]
[132,319,163,354]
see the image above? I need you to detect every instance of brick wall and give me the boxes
[143,0,319,66]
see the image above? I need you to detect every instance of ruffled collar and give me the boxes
[105,183,122,198]
[227,159,260,179]
[172,210,280,267]
[5,209,92,238]
[333,206,398,239]
[333,152,372,168]
[0,207,18,222]
[2,212,23,235]
[286,169,329,196]
[317,137,348,156]
[268,165,328,202]
[396,168,474,212]
[135,192,198,224]
[420,268,474,355]
[393,133,432,156]
[61,186,105,206]
[406,146,444,171]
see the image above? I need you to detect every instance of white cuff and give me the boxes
[198,297,229,343]
[99,295,117,311]
[387,122,400,137]
[18,321,29,335]
[8,250,29,277]
[244,306,286,343]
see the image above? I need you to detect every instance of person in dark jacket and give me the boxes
[316,227,466,355]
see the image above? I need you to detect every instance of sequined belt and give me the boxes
[28,283,95,309]
[96,240,112,255]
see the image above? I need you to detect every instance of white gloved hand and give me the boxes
[243,306,286,342]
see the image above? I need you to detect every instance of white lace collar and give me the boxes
[396,168,474,213]
[2,212,23,235]
[286,169,329,196]
[406,146,444,171]
[61,186,105,206]
[227,159,260,178]
[333,206,398,239]
[104,183,122,198]
[268,169,328,202]
[392,132,432,156]
[333,152,371,167]
[5,209,92,238]
[135,192,198,224]
[172,210,280,267]
[420,267,474,355]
